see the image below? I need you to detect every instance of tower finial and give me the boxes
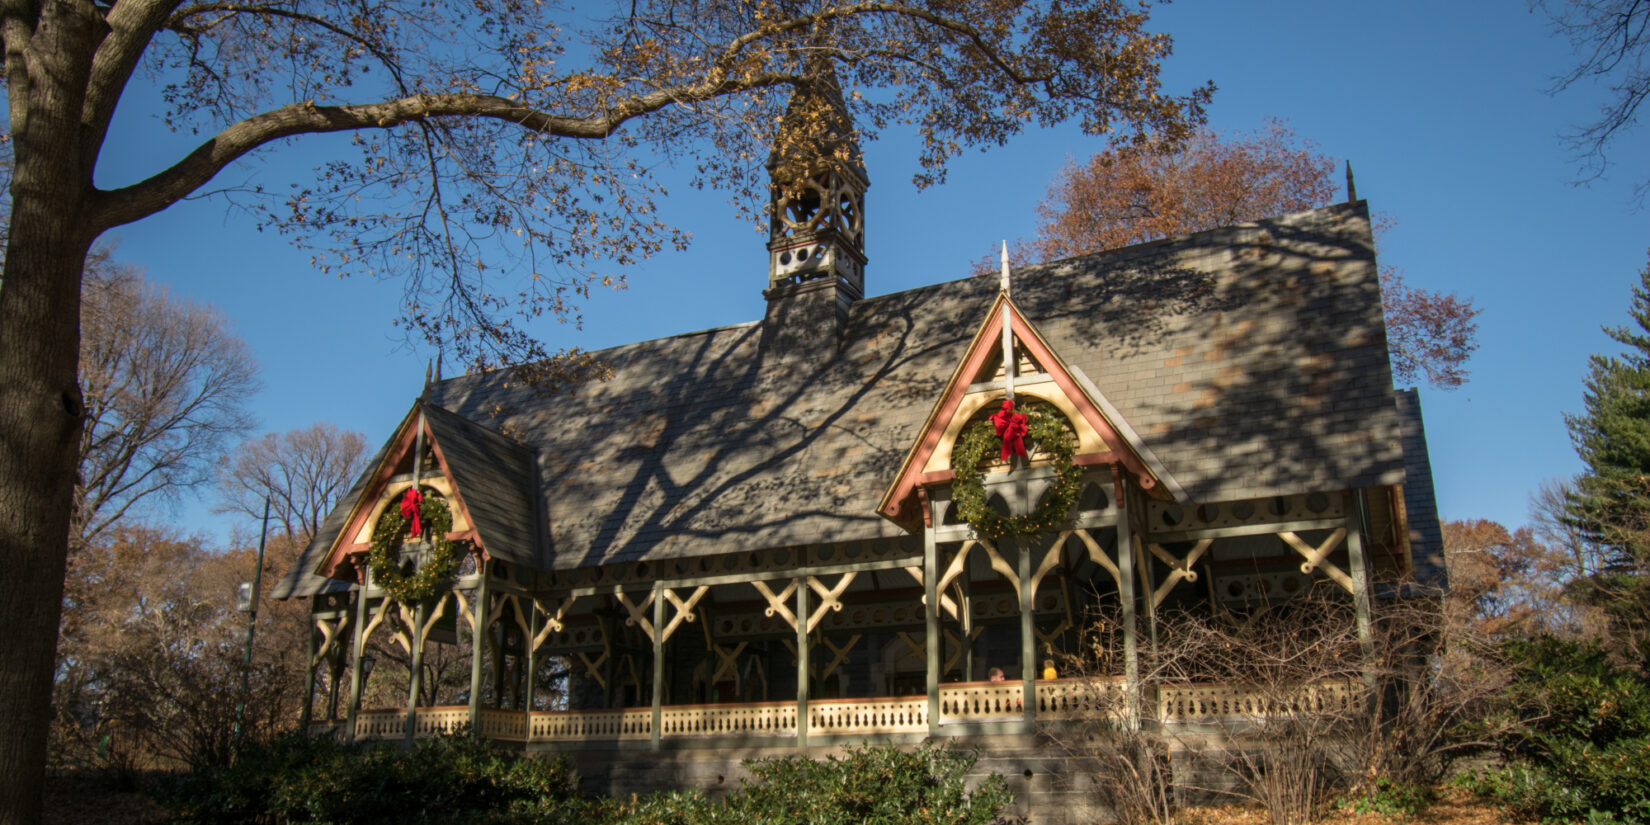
[1345,160,1357,202]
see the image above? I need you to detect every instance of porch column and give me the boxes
[651,582,665,749]
[1017,536,1034,725]
[924,520,940,735]
[468,568,489,729]
[1347,493,1376,693]
[300,615,318,733]
[524,598,539,713]
[404,598,428,743]
[1117,483,1140,731]
[796,576,811,747]
[345,579,370,739]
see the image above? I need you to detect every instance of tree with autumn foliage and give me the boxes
[53,524,310,772]
[0,3,1215,818]
[999,121,1479,389]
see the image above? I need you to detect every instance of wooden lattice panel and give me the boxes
[1147,492,1344,535]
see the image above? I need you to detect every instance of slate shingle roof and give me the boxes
[423,403,540,569]
[279,200,1422,594]
[416,200,1407,572]
[1395,389,1448,591]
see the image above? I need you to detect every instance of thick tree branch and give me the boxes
[85,0,185,165]
[90,73,796,229]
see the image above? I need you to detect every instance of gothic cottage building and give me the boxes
[274,83,1446,820]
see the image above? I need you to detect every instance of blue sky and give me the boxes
[97,2,1648,544]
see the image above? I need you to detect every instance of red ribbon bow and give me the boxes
[990,399,1028,463]
[400,487,424,538]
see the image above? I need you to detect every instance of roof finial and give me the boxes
[1345,160,1357,202]
[423,358,432,390]
[999,241,1011,296]
[434,351,443,384]
[1000,241,1015,401]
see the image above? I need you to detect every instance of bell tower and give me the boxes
[761,61,868,359]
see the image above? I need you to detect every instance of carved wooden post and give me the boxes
[796,575,811,748]
[1117,477,1140,731]
[652,582,665,749]
[300,616,318,734]
[1347,492,1376,694]
[1017,536,1034,725]
[345,578,370,740]
[524,597,539,714]
[404,598,427,743]
[924,512,941,736]
[468,566,488,731]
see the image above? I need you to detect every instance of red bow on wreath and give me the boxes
[990,399,1028,463]
[400,487,424,538]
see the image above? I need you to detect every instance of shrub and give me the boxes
[160,732,583,824]
[727,743,1013,825]
[1464,637,1650,824]
[1336,778,1436,817]
[160,738,1011,825]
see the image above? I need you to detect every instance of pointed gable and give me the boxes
[878,293,1185,528]
[273,401,539,597]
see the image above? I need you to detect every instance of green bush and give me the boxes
[160,732,583,825]
[1338,778,1436,817]
[1464,637,1650,824]
[727,743,1012,825]
[160,738,1011,825]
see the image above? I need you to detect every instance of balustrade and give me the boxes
[1157,679,1358,723]
[339,679,1354,743]
[659,701,797,737]
[808,696,927,735]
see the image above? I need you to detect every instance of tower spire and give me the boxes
[759,56,870,361]
[764,58,868,300]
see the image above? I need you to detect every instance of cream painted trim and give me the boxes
[919,384,1110,474]
[347,476,471,545]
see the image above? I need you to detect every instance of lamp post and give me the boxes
[232,498,271,757]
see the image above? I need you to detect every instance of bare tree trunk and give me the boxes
[0,6,102,818]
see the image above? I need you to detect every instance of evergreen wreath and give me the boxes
[950,400,1083,540]
[367,488,458,603]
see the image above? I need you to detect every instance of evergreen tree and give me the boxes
[1565,259,1650,648]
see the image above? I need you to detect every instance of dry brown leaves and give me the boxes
[1178,787,1535,825]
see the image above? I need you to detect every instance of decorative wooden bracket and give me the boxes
[752,580,799,629]
[391,597,450,654]
[1147,538,1213,608]
[613,588,657,640]
[575,617,613,688]
[1028,538,1063,603]
[578,651,610,689]
[359,597,393,649]
[904,565,961,619]
[312,615,351,669]
[980,539,1018,591]
[711,642,748,683]
[817,634,863,680]
[1074,528,1120,586]
[1036,619,1073,653]
[454,590,476,631]
[982,538,1063,608]
[805,573,857,633]
[942,627,982,674]
[1280,528,1352,592]
[897,631,925,662]
[658,586,710,643]
[530,595,580,652]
